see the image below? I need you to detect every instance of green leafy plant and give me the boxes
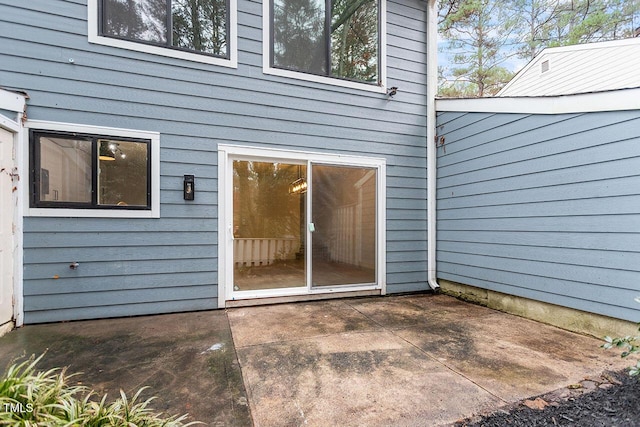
[0,354,201,426]
[602,296,640,377]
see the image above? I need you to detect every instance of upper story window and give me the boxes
[265,0,386,91]
[272,0,379,83]
[88,0,237,67]
[101,0,229,58]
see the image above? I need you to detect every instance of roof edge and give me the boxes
[436,88,640,115]
[0,87,27,113]
[497,38,640,97]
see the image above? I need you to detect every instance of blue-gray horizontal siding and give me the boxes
[0,0,429,322]
[436,109,640,322]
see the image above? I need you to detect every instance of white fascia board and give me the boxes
[25,120,160,140]
[0,89,26,113]
[496,53,542,96]
[0,115,20,133]
[541,37,640,55]
[436,88,640,115]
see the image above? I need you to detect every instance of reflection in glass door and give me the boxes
[232,160,307,291]
[311,165,377,287]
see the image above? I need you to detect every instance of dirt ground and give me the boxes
[455,369,640,427]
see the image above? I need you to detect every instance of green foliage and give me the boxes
[330,0,378,82]
[273,0,379,82]
[437,81,482,98]
[602,297,640,378]
[172,0,228,55]
[545,0,639,48]
[438,0,518,97]
[439,0,640,96]
[603,330,640,377]
[103,0,228,56]
[0,354,201,426]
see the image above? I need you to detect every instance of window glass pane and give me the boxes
[233,161,307,291]
[273,0,327,75]
[38,136,92,204]
[98,140,149,207]
[330,0,378,82]
[172,0,228,56]
[102,0,168,44]
[311,164,376,287]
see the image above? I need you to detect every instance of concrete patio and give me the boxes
[0,293,630,426]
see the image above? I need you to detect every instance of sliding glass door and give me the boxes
[311,164,377,287]
[232,160,307,291]
[222,147,383,302]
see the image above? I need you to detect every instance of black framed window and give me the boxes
[30,131,152,210]
[271,0,379,84]
[100,0,229,59]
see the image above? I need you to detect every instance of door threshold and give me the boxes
[225,289,381,308]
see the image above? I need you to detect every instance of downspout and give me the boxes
[426,0,439,290]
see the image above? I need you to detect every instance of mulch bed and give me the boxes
[454,370,640,427]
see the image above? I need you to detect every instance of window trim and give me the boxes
[262,0,387,93]
[30,130,152,210]
[87,0,238,68]
[24,121,160,218]
[217,143,387,307]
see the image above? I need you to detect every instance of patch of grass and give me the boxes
[0,354,201,426]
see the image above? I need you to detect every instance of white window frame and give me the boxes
[218,144,387,307]
[87,0,238,68]
[262,0,387,93]
[23,120,161,219]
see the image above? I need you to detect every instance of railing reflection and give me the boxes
[234,238,300,267]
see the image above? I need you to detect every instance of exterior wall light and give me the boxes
[184,174,195,200]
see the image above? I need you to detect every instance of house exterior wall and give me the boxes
[435,109,640,323]
[497,38,640,97]
[0,0,429,323]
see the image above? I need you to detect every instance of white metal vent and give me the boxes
[541,60,550,73]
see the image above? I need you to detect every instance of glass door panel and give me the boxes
[311,164,377,287]
[233,160,307,291]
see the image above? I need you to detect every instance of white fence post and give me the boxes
[234,238,299,267]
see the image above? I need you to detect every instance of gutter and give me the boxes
[426,0,439,290]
